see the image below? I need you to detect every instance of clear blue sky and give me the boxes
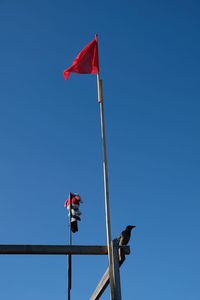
[0,0,200,299]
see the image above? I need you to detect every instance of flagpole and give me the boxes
[68,192,72,300]
[97,73,115,299]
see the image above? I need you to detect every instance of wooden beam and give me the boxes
[90,243,126,300]
[0,245,130,256]
[90,267,110,300]
[90,261,125,300]
[112,239,122,300]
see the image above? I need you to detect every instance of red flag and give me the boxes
[63,35,99,80]
[65,193,82,208]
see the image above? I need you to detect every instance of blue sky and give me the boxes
[0,0,200,299]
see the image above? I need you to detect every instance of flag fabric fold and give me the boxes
[63,35,99,80]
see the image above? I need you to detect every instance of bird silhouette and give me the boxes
[117,225,136,246]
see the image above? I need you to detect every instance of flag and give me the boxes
[65,193,82,208]
[65,193,82,233]
[63,35,99,80]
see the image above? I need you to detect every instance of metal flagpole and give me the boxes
[68,192,72,300]
[97,72,115,299]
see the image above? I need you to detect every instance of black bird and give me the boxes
[117,225,136,246]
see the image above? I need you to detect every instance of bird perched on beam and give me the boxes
[117,225,136,246]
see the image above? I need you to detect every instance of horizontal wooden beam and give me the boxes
[0,245,130,256]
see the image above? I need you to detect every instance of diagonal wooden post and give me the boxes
[90,240,125,300]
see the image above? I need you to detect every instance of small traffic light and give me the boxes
[65,193,82,233]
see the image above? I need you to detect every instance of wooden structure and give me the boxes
[90,239,126,300]
[0,240,130,299]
